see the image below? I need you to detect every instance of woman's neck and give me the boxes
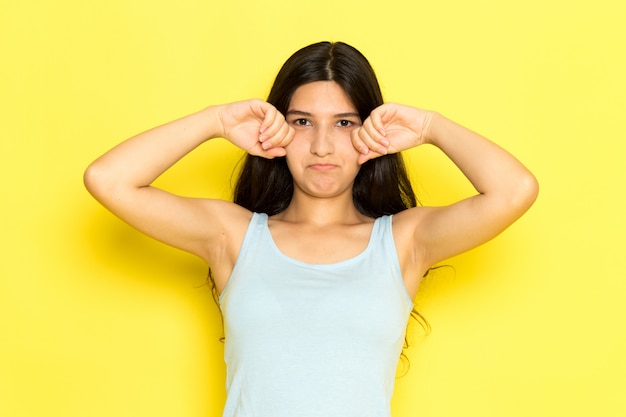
[274,192,369,226]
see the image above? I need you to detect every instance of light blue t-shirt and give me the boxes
[219,213,413,417]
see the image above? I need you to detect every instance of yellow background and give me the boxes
[2,0,625,416]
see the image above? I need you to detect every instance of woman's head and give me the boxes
[234,41,417,216]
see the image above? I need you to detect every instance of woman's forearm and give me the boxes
[84,106,222,197]
[424,113,538,208]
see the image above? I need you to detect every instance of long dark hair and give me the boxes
[234,41,417,217]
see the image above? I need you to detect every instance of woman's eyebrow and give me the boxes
[286,110,360,118]
[335,112,360,119]
[286,110,312,117]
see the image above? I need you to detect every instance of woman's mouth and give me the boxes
[309,163,337,171]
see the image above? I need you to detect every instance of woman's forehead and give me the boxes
[288,81,357,115]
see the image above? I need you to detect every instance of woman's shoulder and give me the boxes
[390,207,436,262]
[391,206,430,229]
[195,199,253,228]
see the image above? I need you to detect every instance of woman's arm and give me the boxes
[353,104,539,269]
[410,112,539,267]
[84,100,294,261]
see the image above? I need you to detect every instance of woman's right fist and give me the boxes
[216,99,294,158]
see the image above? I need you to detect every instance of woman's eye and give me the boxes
[294,119,310,126]
[337,120,353,127]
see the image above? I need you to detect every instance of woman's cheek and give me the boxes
[283,133,306,159]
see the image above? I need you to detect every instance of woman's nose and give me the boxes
[310,127,334,156]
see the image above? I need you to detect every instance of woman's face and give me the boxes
[284,81,362,200]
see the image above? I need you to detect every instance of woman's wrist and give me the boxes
[199,105,225,142]
[420,111,443,146]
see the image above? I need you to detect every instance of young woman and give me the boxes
[84,41,538,417]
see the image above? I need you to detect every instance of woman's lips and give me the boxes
[308,163,337,171]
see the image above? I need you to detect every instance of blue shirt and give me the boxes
[219,213,413,417]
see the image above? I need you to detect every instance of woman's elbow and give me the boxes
[512,171,539,213]
[83,160,113,200]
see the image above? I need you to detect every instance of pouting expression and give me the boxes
[284,81,362,199]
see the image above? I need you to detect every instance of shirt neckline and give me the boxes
[260,212,382,268]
